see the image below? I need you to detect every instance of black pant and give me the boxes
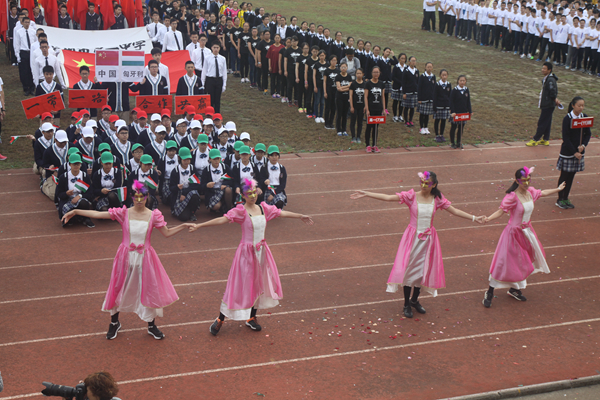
[19,50,34,92]
[423,11,436,31]
[571,47,584,69]
[324,90,336,127]
[590,52,599,74]
[533,107,554,141]
[350,106,364,139]
[438,11,446,34]
[205,76,223,113]
[558,169,577,200]
[261,65,269,91]
[555,43,568,64]
[335,94,349,133]
[449,122,466,145]
[493,26,502,48]
[529,36,540,56]
[583,47,593,70]
[279,72,287,98]
[287,73,298,103]
[299,83,311,110]
[538,38,549,60]
[7,38,17,64]
[446,16,456,35]
[240,52,249,78]
[270,73,280,95]
[365,109,382,147]
[547,41,556,61]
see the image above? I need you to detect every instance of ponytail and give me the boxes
[506,168,526,193]
[567,96,584,113]
[427,171,443,199]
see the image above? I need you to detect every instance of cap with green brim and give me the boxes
[68,147,81,156]
[101,152,114,164]
[166,140,178,150]
[197,134,209,144]
[209,148,221,159]
[267,145,280,155]
[69,154,82,164]
[254,143,266,152]
[98,143,112,153]
[179,147,192,159]
[140,154,154,165]
[234,141,244,151]
[239,145,251,155]
[132,143,144,152]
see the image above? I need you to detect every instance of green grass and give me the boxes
[1,0,599,169]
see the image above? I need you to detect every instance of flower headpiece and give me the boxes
[241,178,257,197]
[132,180,149,196]
[521,166,535,177]
[418,171,431,181]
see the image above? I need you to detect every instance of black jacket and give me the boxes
[168,164,202,207]
[43,144,70,178]
[449,87,472,115]
[56,170,94,217]
[230,161,265,192]
[76,137,103,161]
[417,73,436,102]
[263,163,287,195]
[34,137,53,169]
[92,153,123,176]
[95,82,131,112]
[560,113,592,157]
[127,167,160,201]
[540,73,558,109]
[433,81,452,109]
[175,75,204,95]
[392,64,405,90]
[92,167,124,198]
[144,141,168,166]
[129,76,169,96]
[200,162,232,195]
[401,68,419,94]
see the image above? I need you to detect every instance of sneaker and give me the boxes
[106,321,121,340]
[451,143,457,149]
[209,318,224,335]
[351,137,357,143]
[482,291,493,308]
[337,132,342,136]
[435,136,443,143]
[403,305,413,318]
[564,199,575,209]
[190,214,197,221]
[398,115,405,122]
[439,136,446,142]
[342,132,348,136]
[245,317,262,331]
[537,139,550,146]
[356,138,361,144]
[520,54,526,59]
[571,68,577,72]
[393,116,399,123]
[372,146,381,153]
[410,300,426,314]
[272,94,278,98]
[298,108,304,113]
[405,122,411,128]
[424,127,431,134]
[366,146,372,153]
[0,154,7,161]
[82,218,95,228]
[281,98,287,103]
[409,121,415,127]
[526,139,538,147]
[555,200,568,209]
[507,288,527,301]
[419,128,426,135]
[306,114,314,118]
[148,325,165,339]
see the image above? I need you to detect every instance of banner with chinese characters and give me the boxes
[174,95,211,114]
[135,95,173,114]
[68,89,108,108]
[21,91,66,119]
[44,26,153,54]
[95,50,120,82]
[120,51,146,82]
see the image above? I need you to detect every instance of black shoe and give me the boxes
[148,325,165,339]
[82,217,95,228]
[410,300,426,314]
[210,318,224,335]
[459,143,464,149]
[245,317,262,331]
[508,288,527,301]
[482,291,493,308]
[107,321,121,340]
[451,143,457,149]
[564,199,575,209]
[403,305,413,318]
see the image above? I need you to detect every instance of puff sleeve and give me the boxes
[262,202,282,222]
[152,209,167,229]
[436,195,452,210]
[528,187,542,202]
[499,192,518,213]
[108,205,127,225]
[224,204,247,224]
[396,189,415,206]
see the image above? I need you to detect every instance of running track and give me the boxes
[1,140,599,399]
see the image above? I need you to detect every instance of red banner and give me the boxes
[367,116,386,124]
[68,89,108,108]
[136,95,173,114]
[571,117,594,129]
[453,113,471,122]
[174,95,212,115]
[21,91,66,119]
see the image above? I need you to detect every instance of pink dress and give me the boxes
[488,187,550,289]
[387,189,451,296]
[102,206,179,322]
[221,203,283,320]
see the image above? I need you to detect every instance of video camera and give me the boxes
[41,381,86,400]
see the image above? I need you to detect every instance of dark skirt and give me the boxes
[556,156,584,172]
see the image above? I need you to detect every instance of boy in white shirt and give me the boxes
[569,18,586,71]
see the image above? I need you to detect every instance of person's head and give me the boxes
[285,37,291,47]
[170,19,178,30]
[568,96,585,115]
[209,148,221,167]
[318,49,326,61]
[10,4,17,15]
[373,45,381,56]
[155,125,167,142]
[347,36,354,47]
[317,24,323,34]
[211,42,220,54]
[151,47,162,63]
[148,59,159,75]
[239,132,251,146]
[357,39,364,50]
[408,56,416,67]
[185,60,195,76]
[132,179,150,205]
[251,26,258,37]
[267,145,280,164]
[176,119,187,135]
[41,123,55,140]
[117,126,129,143]
[279,15,286,26]
[101,151,114,172]
[40,40,49,55]
[69,154,83,175]
[339,61,348,73]
[355,67,364,82]
[218,128,228,144]
[263,30,271,41]
[241,178,258,203]
[152,11,159,22]
[324,28,330,37]
[418,171,442,198]
[506,166,534,193]
[440,68,448,81]
[54,130,69,149]
[132,143,144,161]
[114,4,122,15]
[425,61,433,74]
[371,65,380,80]
[365,41,371,52]
[254,143,266,159]
[79,65,90,81]
[328,54,337,67]
[88,3,95,13]
[457,74,467,87]
[43,65,54,82]
[344,48,354,59]
[22,17,30,29]
[542,61,553,76]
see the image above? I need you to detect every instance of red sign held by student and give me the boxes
[135,95,173,114]
[453,113,471,122]
[21,91,65,119]
[367,116,386,124]
[68,89,109,108]
[174,95,212,114]
[571,117,594,129]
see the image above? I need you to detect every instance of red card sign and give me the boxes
[135,95,173,114]
[174,95,212,114]
[367,116,386,124]
[571,117,594,129]
[453,113,471,122]
[21,91,66,119]
[68,89,108,108]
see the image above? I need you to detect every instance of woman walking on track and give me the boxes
[61,180,192,340]
[351,171,485,318]
[483,167,565,308]
[190,178,314,336]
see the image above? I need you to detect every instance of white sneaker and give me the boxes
[425,127,431,134]
[419,128,426,135]
[315,118,320,124]
[319,118,324,123]
[281,98,287,103]
[520,54,525,59]
[337,132,342,136]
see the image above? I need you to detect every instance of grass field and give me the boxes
[1,0,599,170]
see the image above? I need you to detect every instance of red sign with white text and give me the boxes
[367,116,386,124]
[21,91,65,119]
[571,117,594,129]
[453,113,471,122]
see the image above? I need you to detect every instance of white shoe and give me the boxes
[425,127,431,134]
[337,132,342,136]
[420,128,426,135]
[315,118,320,124]
[520,54,525,59]
[319,118,324,123]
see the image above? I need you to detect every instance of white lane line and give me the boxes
[1,274,599,349]
[0,190,40,195]
[0,210,55,217]
[1,215,598,271]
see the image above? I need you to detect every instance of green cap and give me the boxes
[68,147,81,156]
[197,134,209,144]
[140,154,154,165]
[98,143,111,153]
[209,148,221,159]
[239,145,251,155]
[132,143,144,152]
[166,140,178,150]
[69,154,82,164]
[179,147,192,159]
[234,141,244,151]
[101,152,114,164]
[267,145,280,155]
[254,143,266,152]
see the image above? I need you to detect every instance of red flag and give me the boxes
[20,0,35,17]
[43,0,59,27]
[21,91,66,119]
[0,0,8,38]
[121,0,135,28]
[134,0,144,28]
[143,50,190,94]
[98,0,115,29]
[62,49,96,87]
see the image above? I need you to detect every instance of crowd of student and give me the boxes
[422,0,600,75]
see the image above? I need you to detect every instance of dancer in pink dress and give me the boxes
[62,180,192,340]
[482,167,565,307]
[351,171,485,318]
[189,178,314,335]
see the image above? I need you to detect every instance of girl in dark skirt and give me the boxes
[449,75,472,149]
[158,141,179,206]
[402,56,419,128]
[57,154,95,228]
[364,66,386,154]
[169,147,202,221]
[433,69,451,143]
[392,53,407,123]
[93,152,124,211]
[201,148,234,213]
[417,62,436,135]
[555,96,592,209]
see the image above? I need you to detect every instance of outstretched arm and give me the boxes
[189,216,230,231]
[158,223,195,238]
[486,209,505,223]
[350,190,399,202]
[541,182,566,197]
[279,210,314,225]
[445,205,485,224]
[61,209,111,223]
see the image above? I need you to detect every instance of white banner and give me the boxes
[95,50,146,82]
[43,26,153,54]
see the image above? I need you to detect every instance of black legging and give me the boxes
[403,106,415,124]
[557,169,577,201]
[393,99,404,118]
[219,307,257,321]
[287,73,298,103]
[270,73,280,95]
[350,106,364,139]
[335,94,349,133]
[176,193,200,221]
[299,84,311,111]
[261,65,269,91]
[324,89,337,127]
[419,114,430,129]
[240,52,250,78]
[365,108,382,147]
[303,83,313,113]
[403,286,420,306]
[434,118,446,137]
[279,72,287,97]
[449,121,465,145]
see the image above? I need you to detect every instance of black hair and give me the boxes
[148,59,159,67]
[506,168,528,193]
[426,171,443,199]
[439,68,448,76]
[150,47,162,55]
[408,55,416,62]
[310,45,319,52]
[114,4,121,9]
[80,65,90,73]
[43,65,54,74]
[328,54,338,62]
[344,48,355,55]
[39,40,48,46]
[543,61,553,71]
[398,52,407,61]
[457,74,467,84]
[291,35,298,42]
[185,60,195,67]
[567,96,584,113]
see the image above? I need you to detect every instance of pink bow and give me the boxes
[418,228,432,240]
[255,239,267,251]
[521,221,533,230]
[129,243,145,254]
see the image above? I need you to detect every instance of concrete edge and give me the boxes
[440,375,600,400]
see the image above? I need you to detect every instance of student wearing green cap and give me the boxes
[169,147,202,221]
[157,141,179,206]
[231,145,265,204]
[192,133,211,174]
[200,148,234,213]
[126,143,145,177]
[127,154,160,210]
[56,148,85,177]
[92,152,124,211]
[251,143,267,169]
[92,143,123,177]
[225,140,244,171]
[264,145,287,209]
[56,153,95,228]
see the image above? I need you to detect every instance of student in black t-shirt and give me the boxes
[229,17,242,77]
[248,27,260,88]
[256,30,273,94]
[278,38,291,103]
[296,43,310,114]
[284,36,302,107]
[206,13,219,47]
[335,62,352,136]
[312,50,328,124]
[304,45,320,119]
[323,55,339,130]
[238,22,251,82]
[364,66,386,153]
[349,68,367,143]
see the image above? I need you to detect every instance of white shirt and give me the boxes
[210,163,224,184]
[100,168,116,189]
[201,53,228,92]
[468,4,478,21]
[144,63,170,91]
[186,41,200,59]
[554,23,569,43]
[179,164,191,188]
[15,20,38,32]
[147,22,167,44]
[276,24,287,39]
[162,29,184,52]
[543,19,554,39]
[511,13,522,32]
[194,148,210,172]
[446,0,456,16]
[32,53,65,87]
[267,162,281,186]
[423,0,436,12]
[13,27,37,62]
[239,161,253,182]
[192,46,211,72]
[164,154,178,179]
[583,27,596,47]
[590,27,600,50]
[68,170,84,195]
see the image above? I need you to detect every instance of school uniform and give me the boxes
[556,111,592,203]
[35,81,64,120]
[264,162,287,208]
[42,143,69,179]
[433,79,452,139]
[126,167,160,209]
[92,166,124,210]
[95,81,131,113]
[144,140,167,166]
[319,36,333,56]
[391,63,406,103]
[34,136,53,176]
[180,135,200,151]
[131,123,149,145]
[169,164,202,220]
[200,162,232,210]
[449,85,472,147]
[349,79,366,140]
[85,12,102,30]
[330,41,346,61]
[76,137,103,161]
[378,56,395,96]
[91,153,123,177]
[72,79,99,118]
[111,14,128,29]
[335,73,352,134]
[130,74,169,95]
[110,140,133,167]
[401,67,419,109]
[231,160,265,202]
[417,72,436,116]
[214,141,233,158]
[58,14,74,29]
[251,155,267,170]
[175,73,204,95]
[157,154,179,205]
[56,170,94,219]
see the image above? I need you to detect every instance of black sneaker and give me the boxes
[245,317,262,331]
[564,199,575,209]
[451,143,457,149]
[410,300,426,314]
[403,305,413,318]
[148,325,165,339]
[482,291,493,308]
[107,321,121,340]
[82,218,95,228]
[209,318,223,336]
[508,288,527,301]
[555,200,568,209]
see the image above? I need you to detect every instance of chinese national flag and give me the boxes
[121,0,135,29]
[62,50,96,88]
